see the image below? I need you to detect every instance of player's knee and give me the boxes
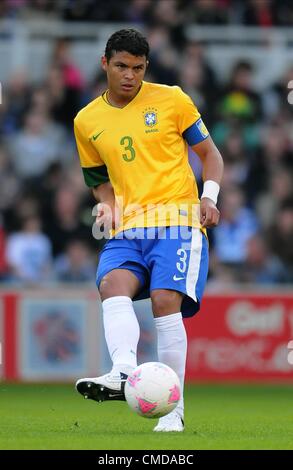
[99,273,127,300]
[151,290,182,316]
[98,270,141,301]
[98,275,115,300]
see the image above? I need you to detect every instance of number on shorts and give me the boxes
[176,248,187,273]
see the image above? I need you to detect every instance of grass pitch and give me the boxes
[0,383,292,450]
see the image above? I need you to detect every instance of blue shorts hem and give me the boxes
[96,266,146,290]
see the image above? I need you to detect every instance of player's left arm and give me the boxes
[174,85,224,227]
[191,136,224,228]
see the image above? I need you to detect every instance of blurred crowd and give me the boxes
[0,1,293,288]
[1,0,293,27]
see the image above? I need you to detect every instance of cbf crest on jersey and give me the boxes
[143,107,158,128]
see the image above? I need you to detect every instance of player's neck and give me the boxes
[106,84,142,108]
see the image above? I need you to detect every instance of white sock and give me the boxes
[154,312,187,418]
[102,296,140,375]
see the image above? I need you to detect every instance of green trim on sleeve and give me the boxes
[82,165,109,187]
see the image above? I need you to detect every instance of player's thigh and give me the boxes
[99,268,141,301]
[97,238,149,301]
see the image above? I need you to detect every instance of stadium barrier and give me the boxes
[0,288,292,382]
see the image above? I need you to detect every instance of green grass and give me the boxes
[0,383,292,450]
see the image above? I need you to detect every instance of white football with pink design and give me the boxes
[124,362,181,418]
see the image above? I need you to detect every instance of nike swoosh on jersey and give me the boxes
[173,275,185,281]
[92,130,105,141]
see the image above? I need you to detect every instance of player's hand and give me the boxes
[96,202,120,231]
[200,198,220,228]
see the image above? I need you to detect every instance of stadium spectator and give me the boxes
[273,0,293,26]
[5,215,52,284]
[262,65,293,121]
[8,110,69,179]
[243,0,275,27]
[180,40,219,127]
[22,0,59,20]
[268,199,293,282]
[46,65,82,129]
[147,26,179,85]
[149,45,179,86]
[55,239,96,283]
[62,0,129,22]
[0,0,27,20]
[217,61,262,123]
[247,123,293,202]
[0,70,31,135]
[213,185,259,264]
[150,0,180,26]
[4,193,40,234]
[51,38,85,91]
[208,255,242,290]
[255,166,293,228]
[186,0,229,25]
[126,0,153,24]
[0,145,21,213]
[241,234,288,284]
[44,186,92,257]
[212,61,262,154]
[217,129,251,191]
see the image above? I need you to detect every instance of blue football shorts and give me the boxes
[96,226,209,318]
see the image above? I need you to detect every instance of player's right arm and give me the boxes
[74,117,119,230]
[92,182,120,231]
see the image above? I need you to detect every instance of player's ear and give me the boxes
[146,60,149,69]
[101,56,108,71]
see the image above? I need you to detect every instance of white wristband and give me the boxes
[201,180,220,205]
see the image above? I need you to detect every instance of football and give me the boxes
[124,362,181,418]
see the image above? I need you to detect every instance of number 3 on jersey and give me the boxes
[120,136,136,162]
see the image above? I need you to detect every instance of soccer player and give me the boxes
[74,29,223,432]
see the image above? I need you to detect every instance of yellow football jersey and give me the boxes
[74,81,204,235]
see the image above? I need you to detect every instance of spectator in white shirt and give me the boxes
[6,215,52,284]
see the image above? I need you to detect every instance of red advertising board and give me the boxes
[185,293,293,381]
[0,290,102,381]
[1,289,293,381]
[1,292,19,381]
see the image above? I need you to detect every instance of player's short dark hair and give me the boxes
[105,29,149,62]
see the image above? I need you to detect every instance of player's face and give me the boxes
[102,51,148,104]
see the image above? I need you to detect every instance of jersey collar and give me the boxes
[102,81,145,109]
